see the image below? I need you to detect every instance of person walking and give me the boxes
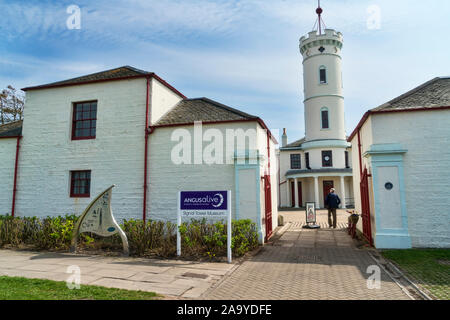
[325,188,341,229]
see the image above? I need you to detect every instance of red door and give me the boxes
[291,181,295,207]
[264,175,273,241]
[297,181,303,207]
[360,168,373,246]
[323,181,334,203]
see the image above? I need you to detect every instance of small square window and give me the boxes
[290,154,301,169]
[70,170,91,198]
[72,101,97,140]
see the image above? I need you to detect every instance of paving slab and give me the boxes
[0,249,236,298]
[204,210,411,300]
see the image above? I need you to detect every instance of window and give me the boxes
[319,66,327,84]
[305,152,310,169]
[70,171,91,198]
[72,101,97,140]
[321,107,329,129]
[290,154,301,169]
[345,151,350,168]
[322,151,333,167]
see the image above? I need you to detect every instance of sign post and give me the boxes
[303,202,320,229]
[71,185,129,256]
[178,190,232,263]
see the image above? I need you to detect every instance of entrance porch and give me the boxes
[283,169,353,209]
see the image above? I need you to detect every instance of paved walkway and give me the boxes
[0,250,236,299]
[0,211,412,300]
[204,210,411,300]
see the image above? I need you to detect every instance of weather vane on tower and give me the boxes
[313,0,327,35]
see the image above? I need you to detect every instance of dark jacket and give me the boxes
[325,193,341,209]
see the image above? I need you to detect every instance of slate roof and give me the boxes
[0,120,22,138]
[348,77,450,141]
[371,77,450,112]
[281,137,306,149]
[154,98,259,126]
[22,66,150,91]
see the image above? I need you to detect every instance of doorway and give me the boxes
[297,181,303,208]
[323,180,334,204]
[291,181,295,207]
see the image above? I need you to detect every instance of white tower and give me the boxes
[300,4,345,143]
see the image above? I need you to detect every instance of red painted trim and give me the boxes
[151,74,187,99]
[0,136,21,140]
[348,111,370,143]
[11,136,21,217]
[357,130,363,177]
[143,77,150,223]
[348,105,450,142]
[22,74,187,100]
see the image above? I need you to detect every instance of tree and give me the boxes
[0,86,25,125]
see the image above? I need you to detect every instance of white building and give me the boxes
[278,8,354,210]
[0,66,278,243]
[349,77,450,249]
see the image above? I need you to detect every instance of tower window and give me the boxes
[321,107,329,129]
[319,66,327,84]
[345,151,350,168]
[322,151,333,167]
[290,154,301,169]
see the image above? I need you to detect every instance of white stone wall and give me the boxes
[372,110,450,248]
[0,138,17,215]
[150,78,184,125]
[16,79,149,221]
[148,121,279,241]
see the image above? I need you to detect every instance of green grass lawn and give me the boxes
[0,276,160,300]
[381,249,450,300]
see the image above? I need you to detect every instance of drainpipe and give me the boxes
[143,77,150,223]
[11,136,21,217]
[357,130,363,177]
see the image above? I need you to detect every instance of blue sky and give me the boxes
[1,0,449,142]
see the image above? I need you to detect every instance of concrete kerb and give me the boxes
[367,250,418,300]
[368,250,433,300]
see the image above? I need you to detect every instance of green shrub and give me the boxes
[0,215,259,260]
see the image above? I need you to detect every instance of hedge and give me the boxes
[0,215,259,260]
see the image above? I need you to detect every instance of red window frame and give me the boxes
[70,170,91,198]
[72,101,97,140]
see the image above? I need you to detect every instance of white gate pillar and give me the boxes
[340,176,347,209]
[314,176,320,209]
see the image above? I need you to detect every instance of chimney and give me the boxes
[282,128,288,147]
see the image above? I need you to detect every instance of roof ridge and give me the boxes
[196,97,258,119]
[122,65,152,75]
